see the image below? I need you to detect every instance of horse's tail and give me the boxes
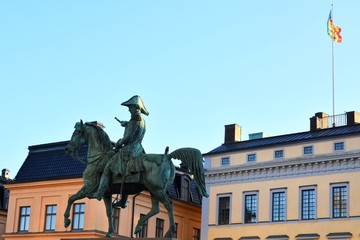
[168,148,209,198]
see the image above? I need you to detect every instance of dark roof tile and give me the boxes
[14,141,86,182]
[204,124,360,156]
[13,141,202,206]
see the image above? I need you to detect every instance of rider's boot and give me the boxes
[113,194,128,208]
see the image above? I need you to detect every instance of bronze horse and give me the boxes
[64,120,208,238]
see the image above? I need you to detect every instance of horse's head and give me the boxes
[65,120,88,159]
[65,120,113,161]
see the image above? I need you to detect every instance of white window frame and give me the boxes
[18,206,31,232]
[247,153,256,162]
[155,218,164,238]
[333,141,345,152]
[330,182,349,218]
[216,193,232,225]
[299,186,317,220]
[44,204,57,231]
[243,191,258,224]
[221,157,230,166]
[72,203,85,230]
[270,188,287,222]
[303,145,314,156]
[274,149,284,159]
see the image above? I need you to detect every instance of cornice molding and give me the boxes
[205,152,360,185]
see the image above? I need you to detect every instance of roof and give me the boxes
[14,141,87,183]
[13,141,202,205]
[204,124,360,156]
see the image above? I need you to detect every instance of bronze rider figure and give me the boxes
[95,95,149,207]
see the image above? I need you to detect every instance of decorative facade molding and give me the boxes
[266,235,289,240]
[295,233,320,240]
[326,232,352,240]
[239,236,260,240]
[206,153,360,185]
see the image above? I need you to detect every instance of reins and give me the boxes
[72,152,104,165]
[72,123,111,165]
[87,152,104,164]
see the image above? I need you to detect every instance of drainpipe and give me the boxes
[130,193,140,237]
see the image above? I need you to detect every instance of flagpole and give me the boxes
[331,4,336,127]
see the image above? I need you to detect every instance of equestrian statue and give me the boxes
[64,95,208,238]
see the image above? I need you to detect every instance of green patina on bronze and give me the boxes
[64,95,208,238]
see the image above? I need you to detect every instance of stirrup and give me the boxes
[112,199,127,208]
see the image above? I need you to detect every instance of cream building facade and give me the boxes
[201,111,360,240]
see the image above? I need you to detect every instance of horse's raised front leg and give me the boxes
[134,193,160,236]
[64,188,86,228]
[103,195,114,238]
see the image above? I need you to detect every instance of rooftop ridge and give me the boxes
[204,124,360,156]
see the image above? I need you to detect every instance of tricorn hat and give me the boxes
[121,95,149,116]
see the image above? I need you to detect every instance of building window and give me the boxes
[244,193,258,223]
[217,194,231,225]
[181,177,191,201]
[331,184,348,218]
[112,207,120,234]
[274,150,284,159]
[301,188,316,220]
[334,142,344,151]
[72,203,85,230]
[136,214,148,238]
[303,146,313,155]
[247,154,256,162]
[271,190,286,222]
[155,218,164,237]
[172,223,178,238]
[18,206,31,232]
[193,227,201,240]
[44,205,57,231]
[221,157,230,165]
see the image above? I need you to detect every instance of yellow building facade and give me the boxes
[2,141,202,240]
[201,112,360,240]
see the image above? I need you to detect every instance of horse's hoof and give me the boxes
[164,231,172,238]
[106,232,112,238]
[64,219,71,228]
[134,225,142,234]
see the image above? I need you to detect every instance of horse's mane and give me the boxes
[85,122,113,152]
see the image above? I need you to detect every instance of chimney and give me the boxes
[224,124,241,144]
[346,111,360,126]
[310,112,329,131]
[2,168,10,180]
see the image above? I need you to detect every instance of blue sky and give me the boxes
[1,1,359,177]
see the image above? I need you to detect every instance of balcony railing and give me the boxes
[326,113,347,128]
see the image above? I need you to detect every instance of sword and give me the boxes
[115,117,128,126]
